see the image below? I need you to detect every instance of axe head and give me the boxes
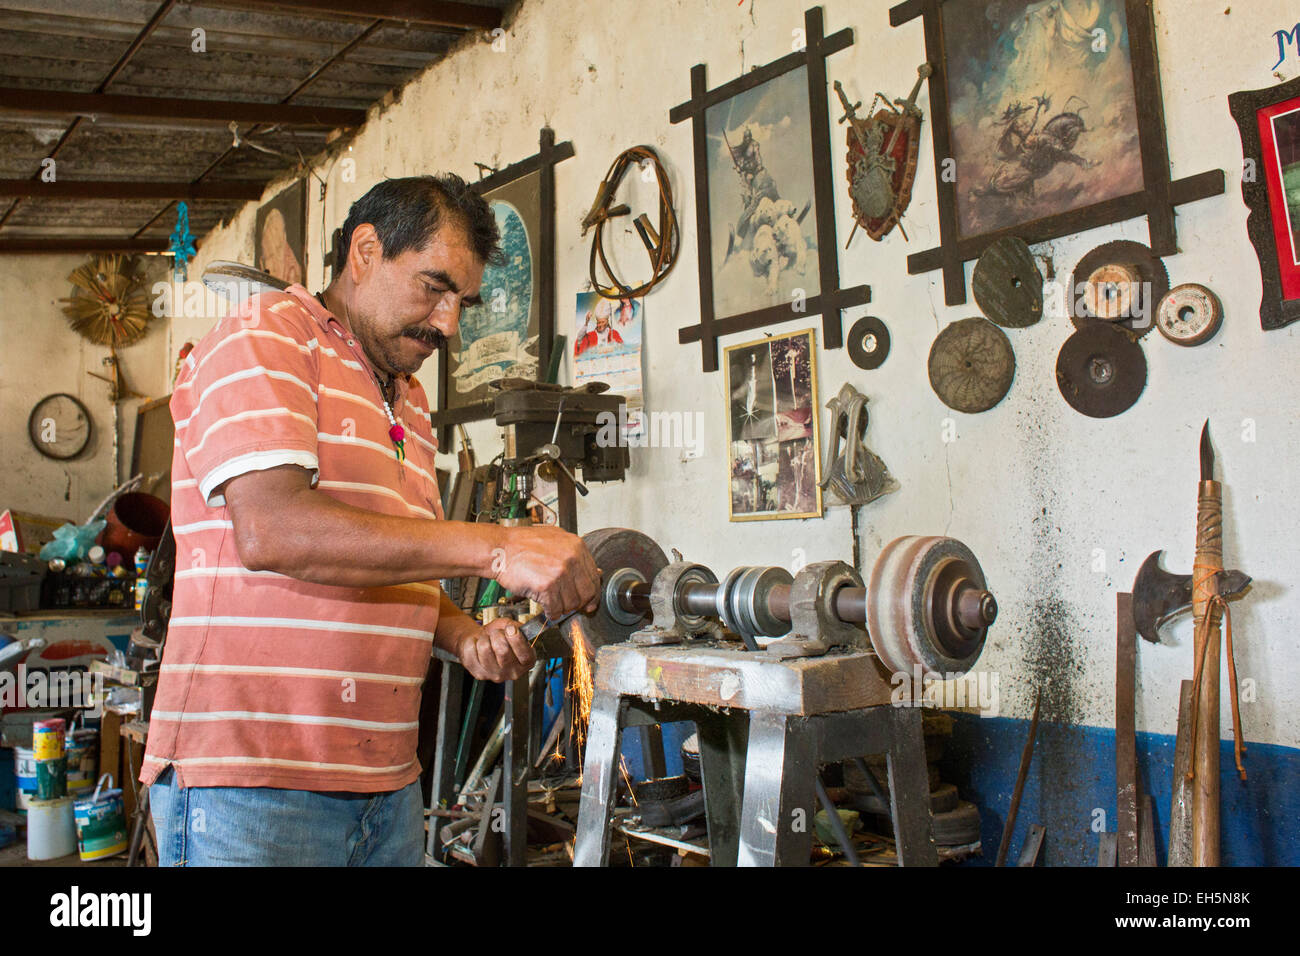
[1132,550,1252,644]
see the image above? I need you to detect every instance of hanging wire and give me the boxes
[581,145,679,299]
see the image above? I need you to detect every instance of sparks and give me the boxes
[568,621,594,755]
[619,755,638,808]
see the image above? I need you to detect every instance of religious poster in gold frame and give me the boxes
[725,328,822,522]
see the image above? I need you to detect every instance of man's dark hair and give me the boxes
[338,173,501,267]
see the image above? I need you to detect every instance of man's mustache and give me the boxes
[403,327,446,349]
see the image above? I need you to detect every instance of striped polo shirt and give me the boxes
[141,284,445,793]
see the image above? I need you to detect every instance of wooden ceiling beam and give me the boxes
[0,180,266,200]
[0,88,366,127]
[214,0,503,31]
[0,0,179,232]
[0,237,171,253]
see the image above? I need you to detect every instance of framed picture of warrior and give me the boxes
[670,6,870,373]
[888,0,1224,306]
[725,328,823,522]
[431,128,574,447]
[705,67,822,320]
[1229,74,1300,331]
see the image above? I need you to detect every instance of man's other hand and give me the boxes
[455,618,537,682]
[492,526,601,619]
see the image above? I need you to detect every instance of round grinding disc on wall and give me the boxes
[847,315,891,369]
[972,235,1043,328]
[1156,283,1223,346]
[1055,319,1147,418]
[927,317,1016,413]
[1069,240,1168,339]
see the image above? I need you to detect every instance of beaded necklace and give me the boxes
[374,369,407,462]
[318,291,406,462]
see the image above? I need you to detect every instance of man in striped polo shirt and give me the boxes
[143,175,601,866]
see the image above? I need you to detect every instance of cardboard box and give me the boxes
[0,511,73,556]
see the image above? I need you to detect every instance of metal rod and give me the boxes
[617,578,995,629]
[814,777,860,866]
[995,689,1042,867]
[852,757,891,807]
[457,662,546,804]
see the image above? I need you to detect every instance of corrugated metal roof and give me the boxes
[0,0,515,251]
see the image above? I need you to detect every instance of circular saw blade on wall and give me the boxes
[61,254,152,349]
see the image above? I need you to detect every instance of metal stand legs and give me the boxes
[573,687,938,867]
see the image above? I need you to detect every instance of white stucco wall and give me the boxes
[0,253,170,522]
[159,0,1298,751]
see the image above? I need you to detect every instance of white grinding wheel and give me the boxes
[866,536,991,676]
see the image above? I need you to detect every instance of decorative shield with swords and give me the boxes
[834,64,930,244]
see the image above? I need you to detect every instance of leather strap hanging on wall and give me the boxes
[580,145,679,299]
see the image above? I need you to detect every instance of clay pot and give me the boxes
[99,493,169,556]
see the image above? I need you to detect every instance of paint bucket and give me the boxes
[14,746,37,811]
[73,774,128,861]
[32,718,66,760]
[36,756,67,799]
[26,796,76,861]
[66,730,97,794]
[101,492,169,557]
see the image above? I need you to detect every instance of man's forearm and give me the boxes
[433,591,481,657]
[237,478,504,588]
[223,463,599,618]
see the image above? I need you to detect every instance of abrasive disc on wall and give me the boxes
[847,315,891,369]
[927,317,1016,414]
[1055,319,1147,418]
[972,235,1043,328]
[1156,283,1223,346]
[1069,240,1168,339]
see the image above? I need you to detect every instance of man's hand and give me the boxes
[492,525,601,619]
[455,618,537,682]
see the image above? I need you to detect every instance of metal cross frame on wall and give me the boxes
[889,0,1225,306]
[670,6,869,374]
[430,127,575,448]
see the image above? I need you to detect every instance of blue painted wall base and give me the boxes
[943,712,1300,866]
[560,698,1297,867]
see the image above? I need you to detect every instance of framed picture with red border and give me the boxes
[1231,75,1300,331]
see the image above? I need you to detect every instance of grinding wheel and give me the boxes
[561,527,668,652]
[972,235,1043,328]
[927,317,1016,414]
[1156,283,1223,346]
[846,315,891,370]
[1069,240,1168,338]
[1055,319,1147,419]
[866,536,992,676]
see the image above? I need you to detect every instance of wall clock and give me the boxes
[28,393,92,460]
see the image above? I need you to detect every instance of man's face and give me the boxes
[348,223,485,376]
[595,314,609,333]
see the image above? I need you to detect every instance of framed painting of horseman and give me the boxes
[890,0,1224,306]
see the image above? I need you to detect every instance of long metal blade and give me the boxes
[1200,420,1214,482]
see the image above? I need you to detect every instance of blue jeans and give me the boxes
[149,765,424,866]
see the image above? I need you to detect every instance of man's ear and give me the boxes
[347,223,382,282]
